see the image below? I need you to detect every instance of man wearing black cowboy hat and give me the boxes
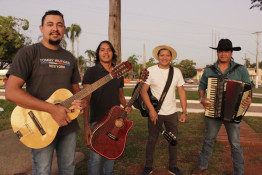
[192,39,252,175]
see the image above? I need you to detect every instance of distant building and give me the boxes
[247,68,262,85]
[192,68,204,83]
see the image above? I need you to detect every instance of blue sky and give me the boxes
[1,0,262,68]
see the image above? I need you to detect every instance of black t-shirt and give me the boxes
[7,43,81,136]
[82,63,124,123]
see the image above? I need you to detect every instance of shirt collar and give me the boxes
[214,60,237,75]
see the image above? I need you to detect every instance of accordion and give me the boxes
[205,78,251,122]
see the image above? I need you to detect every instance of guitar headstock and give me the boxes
[111,61,132,79]
[163,131,177,146]
[140,69,149,82]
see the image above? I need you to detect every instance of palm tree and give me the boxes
[127,55,138,79]
[76,55,86,75]
[85,49,96,67]
[65,24,81,56]
[250,0,262,10]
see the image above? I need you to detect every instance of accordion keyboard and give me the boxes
[205,78,218,117]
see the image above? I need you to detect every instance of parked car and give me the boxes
[184,78,194,83]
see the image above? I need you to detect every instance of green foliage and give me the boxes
[65,24,81,56]
[250,0,262,10]
[174,59,197,78]
[85,49,96,66]
[0,16,31,69]
[0,100,16,131]
[127,55,139,78]
[77,55,87,74]
[146,57,157,68]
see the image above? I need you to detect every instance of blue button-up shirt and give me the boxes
[199,61,250,90]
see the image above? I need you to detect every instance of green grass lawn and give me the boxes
[1,94,262,174]
[75,111,262,174]
[124,88,262,103]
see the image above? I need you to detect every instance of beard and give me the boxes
[48,32,61,45]
[48,39,61,45]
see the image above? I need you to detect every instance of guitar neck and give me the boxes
[61,74,113,108]
[127,81,144,108]
[120,81,144,119]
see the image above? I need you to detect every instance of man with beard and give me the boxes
[5,10,86,175]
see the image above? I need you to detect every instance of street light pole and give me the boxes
[253,31,262,88]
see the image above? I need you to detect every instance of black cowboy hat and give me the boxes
[210,39,241,51]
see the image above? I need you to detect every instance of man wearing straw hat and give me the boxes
[192,39,252,175]
[141,45,187,175]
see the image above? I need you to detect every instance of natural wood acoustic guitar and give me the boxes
[11,61,132,149]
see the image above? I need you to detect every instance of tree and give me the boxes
[127,55,138,79]
[244,58,252,68]
[250,0,262,10]
[65,24,81,56]
[0,16,31,69]
[146,57,157,68]
[174,59,197,78]
[76,55,86,75]
[109,0,121,64]
[85,49,96,67]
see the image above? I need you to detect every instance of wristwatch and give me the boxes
[182,111,188,115]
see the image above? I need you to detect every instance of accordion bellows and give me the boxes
[205,78,252,122]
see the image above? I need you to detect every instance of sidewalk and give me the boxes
[0,129,85,175]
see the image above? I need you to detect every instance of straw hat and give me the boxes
[152,45,177,61]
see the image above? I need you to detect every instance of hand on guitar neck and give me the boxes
[49,99,86,127]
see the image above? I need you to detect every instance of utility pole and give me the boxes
[253,31,262,88]
[109,0,121,64]
[143,43,146,69]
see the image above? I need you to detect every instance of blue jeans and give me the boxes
[31,131,77,175]
[88,150,114,175]
[198,117,244,175]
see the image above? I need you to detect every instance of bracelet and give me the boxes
[200,97,204,102]
[182,111,188,115]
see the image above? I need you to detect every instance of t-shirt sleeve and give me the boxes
[71,59,81,84]
[6,46,33,81]
[176,68,185,87]
[240,66,251,83]
[198,69,208,90]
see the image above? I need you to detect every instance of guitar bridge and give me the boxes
[14,123,33,139]
[15,130,23,139]
[106,132,118,141]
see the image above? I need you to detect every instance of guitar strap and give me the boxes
[155,66,174,113]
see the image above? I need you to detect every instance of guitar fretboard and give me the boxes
[61,74,113,108]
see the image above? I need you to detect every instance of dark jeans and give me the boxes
[145,112,178,168]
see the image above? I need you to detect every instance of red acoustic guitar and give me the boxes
[89,69,149,159]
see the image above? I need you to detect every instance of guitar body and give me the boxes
[10,61,132,149]
[90,106,133,159]
[10,89,80,149]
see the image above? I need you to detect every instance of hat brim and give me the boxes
[152,45,177,61]
[209,46,241,51]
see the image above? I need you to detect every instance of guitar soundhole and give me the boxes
[115,118,124,128]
